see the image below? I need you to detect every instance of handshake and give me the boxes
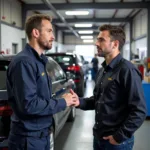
[62,89,80,107]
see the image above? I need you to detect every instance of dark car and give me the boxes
[79,55,89,75]
[0,54,76,150]
[78,55,89,86]
[46,53,86,97]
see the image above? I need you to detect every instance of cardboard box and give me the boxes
[144,76,150,83]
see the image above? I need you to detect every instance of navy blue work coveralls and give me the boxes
[78,54,147,149]
[6,44,67,150]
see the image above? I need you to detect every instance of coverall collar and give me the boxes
[25,43,48,64]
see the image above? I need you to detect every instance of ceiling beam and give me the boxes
[120,9,135,26]
[64,32,99,36]
[131,9,142,20]
[53,18,130,24]
[58,26,99,31]
[42,0,79,37]
[112,10,118,18]
[112,0,123,18]
[24,2,150,10]
[93,10,96,18]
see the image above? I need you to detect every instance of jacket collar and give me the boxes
[24,44,48,64]
[102,53,122,70]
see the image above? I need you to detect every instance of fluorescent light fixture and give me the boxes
[75,24,92,27]
[78,30,93,34]
[65,11,89,16]
[83,39,94,43]
[81,36,93,39]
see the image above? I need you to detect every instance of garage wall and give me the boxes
[56,30,65,52]
[64,35,97,45]
[132,9,147,41]
[63,45,76,52]
[1,24,25,54]
[123,43,130,60]
[132,9,147,59]
[0,0,22,27]
[0,0,23,53]
[57,30,63,44]
[123,24,130,60]
[124,24,130,42]
[64,36,82,45]
[123,9,147,60]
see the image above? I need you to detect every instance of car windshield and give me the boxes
[51,55,74,66]
[0,61,9,90]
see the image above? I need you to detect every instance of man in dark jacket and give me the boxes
[91,54,99,80]
[7,14,77,150]
[71,24,147,150]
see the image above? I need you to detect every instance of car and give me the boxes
[46,53,86,97]
[78,55,89,87]
[0,54,76,150]
[79,55,89,75]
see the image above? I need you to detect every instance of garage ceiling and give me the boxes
[20,0,150,37]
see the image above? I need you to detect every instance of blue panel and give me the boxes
[142,82,150,117]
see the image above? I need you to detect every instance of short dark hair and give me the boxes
[25,14,52,40]
[99,24,126,51]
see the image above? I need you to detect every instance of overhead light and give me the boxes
[65,11,89,16]
[81,36,93,39]
[78,30,93,34]
[83,39,94,43]
[75,24,92,27]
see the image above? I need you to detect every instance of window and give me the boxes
[51,55,74,66]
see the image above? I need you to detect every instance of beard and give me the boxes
[97,48,106,57]
[37,37,52,51]
[97,44,113,57]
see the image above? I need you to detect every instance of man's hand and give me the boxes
[62,93,77,107]
[70,89,80,107]
[103,135,119,145]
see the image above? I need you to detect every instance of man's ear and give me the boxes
[113,40,119,49]
[32,28,40,38]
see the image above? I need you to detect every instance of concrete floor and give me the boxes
[55,80,150,150]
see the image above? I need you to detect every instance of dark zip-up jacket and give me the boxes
[7,44,66,136]
[79,54,147,143]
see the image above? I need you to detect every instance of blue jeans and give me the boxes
[93,136,134,150]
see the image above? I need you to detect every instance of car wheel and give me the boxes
[67,107,76,122]
[50,127,54,150]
